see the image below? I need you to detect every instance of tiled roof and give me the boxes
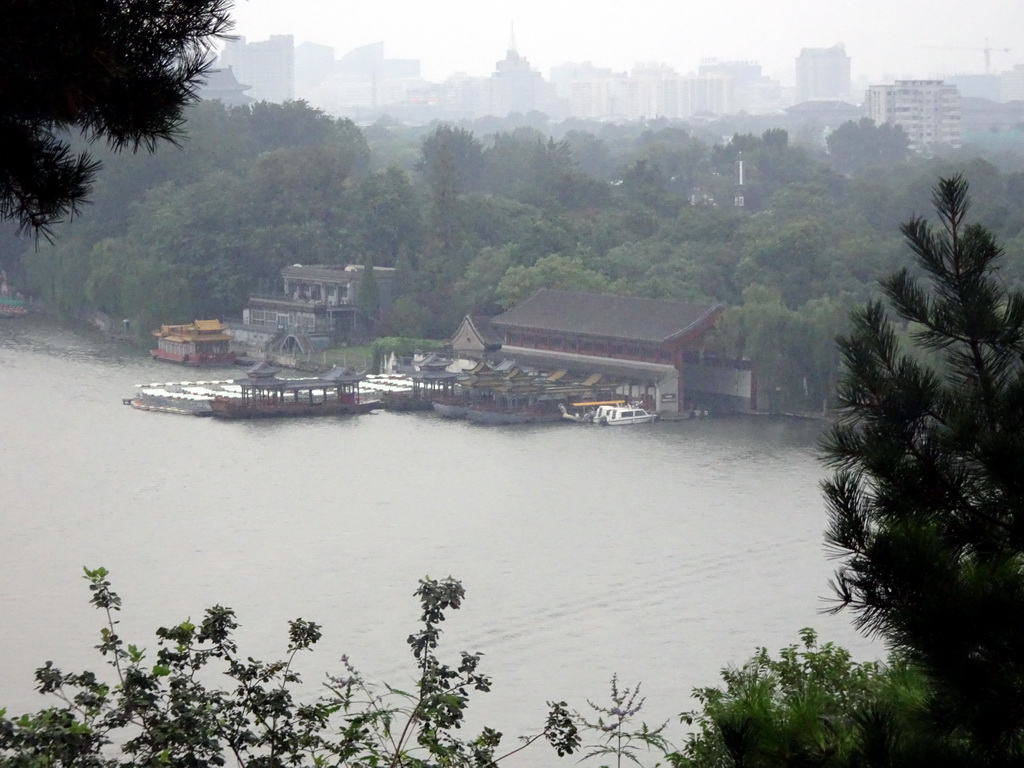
[467,314,503,347]
[321,365,364,384]
[491,289,722,344]
[280,264,396,282]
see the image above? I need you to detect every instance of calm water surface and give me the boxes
[0,316,879,749]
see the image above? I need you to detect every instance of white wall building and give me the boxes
[1003,65,1024,101]
[866,80,962,152]
[549,62,627,119]
[680,72,735,116]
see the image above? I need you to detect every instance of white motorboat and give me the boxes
[559,400,623,423]
[594,403,658,425]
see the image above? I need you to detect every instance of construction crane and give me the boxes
[928,40,1011,74]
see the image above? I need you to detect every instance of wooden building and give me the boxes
[460,289,744,413]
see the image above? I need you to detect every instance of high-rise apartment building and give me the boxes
[623,63,681,119]
[699,59,784,114]
[1003,65,1024,101]
[866,80,961,152]
[219,35,294,103]
[680,72,735,116]
[795,44,851,103]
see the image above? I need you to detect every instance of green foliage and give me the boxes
[496,254,612,309]
[1,0,232,234]
[355,261,381,326]
[11,92,1024,381]
[419,125,485,197]
[354,168,423,266]
[370,337,447,372]
[379,296,439,339]
[674,629,928,768]
[0,569,586,768]
[822,175,1024,763]
[575,676,669,768]
[711,287,853,413]
[826,118,910,176]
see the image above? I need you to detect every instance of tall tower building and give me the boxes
[489,28,547,116]
[219,34,295,103]
[866,80,961,153]
[795,44,851,103]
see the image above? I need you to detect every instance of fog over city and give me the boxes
[227,0,1020,84]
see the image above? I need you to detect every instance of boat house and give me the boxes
[239,264,396,350]
[151,319,236,366]
[454,289,755,413]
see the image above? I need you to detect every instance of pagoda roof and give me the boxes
[152,318,231,342]
[194,319,227,332]
[246,361,280,378]
[417,353,452,371]
[321,365,365,384]
[409,369,459,382]
[491,289,723,345]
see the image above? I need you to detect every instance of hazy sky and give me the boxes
[227,0,1022,85]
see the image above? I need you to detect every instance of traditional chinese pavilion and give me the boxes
[150,319,236,366]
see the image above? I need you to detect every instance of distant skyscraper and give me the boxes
[795,44,851,103]
[866,80,961,152]
[680,72,735,116]
[550,62,625,119]
[219,35,294,103]
[489,30,548,116]
[1003,65,1024,101]
[295,41,336,99]
[699,59,784,114]
[624,63,681,119]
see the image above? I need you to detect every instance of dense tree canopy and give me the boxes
[823,175,1024,764]
[677,629,933,768]
[0,0,232,234]
[826,118,910,175]
[4,101,1024,410]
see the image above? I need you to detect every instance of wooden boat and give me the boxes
[151,319,236,366]
[431,400,469,419]
[209,363,380,419]
[463,403,565,425]
[381,391,435,412]
[0,293,28,317]
[209,397,379,419]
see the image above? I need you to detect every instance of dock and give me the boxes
[125,374,415,416]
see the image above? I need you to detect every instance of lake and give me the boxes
[0,316,879,755]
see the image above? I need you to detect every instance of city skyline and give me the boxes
[226,0,1022,85]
